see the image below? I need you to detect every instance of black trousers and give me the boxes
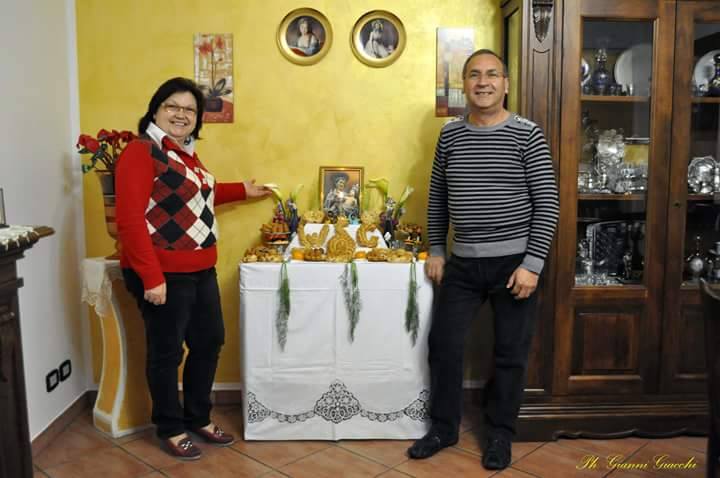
[428,254,538,441]
[123,267,225,439]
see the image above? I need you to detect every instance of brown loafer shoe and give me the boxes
[192,424,235,446]
[164,435,202,460]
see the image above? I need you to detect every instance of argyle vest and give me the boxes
[143,139,218,250]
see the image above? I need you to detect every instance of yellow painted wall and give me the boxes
[78,0,502,383]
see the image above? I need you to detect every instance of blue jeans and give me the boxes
[428,254,539,441]
[123,267,225,439]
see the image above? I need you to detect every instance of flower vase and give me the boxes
[95,171,121,260]
[205,97,223,112]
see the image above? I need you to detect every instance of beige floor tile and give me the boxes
[279,446,388,478]
[512,441,546,462]
[161,447,271,477]
[512,442,608,477]
[121,433,180,469]
[260,473,291,478]
[658,435,707,454]
[33,468,49,478]
[605,470,664,477]
[232,440,332,468]
[138,473,168,478]
[376,470,414,477]
[112,428,155,446]
[616,438,705,478]
[34,422,115,469]
[395,447,495,478]
[455,430,483,456]
[556,437,650,460]
[493,468,540,477]
[41,446,152,478]
[338,439,414,467]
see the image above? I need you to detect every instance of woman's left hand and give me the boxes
[244,179,272,199]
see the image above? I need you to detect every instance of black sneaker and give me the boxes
[482,435,512,470]
[407,429,458,459]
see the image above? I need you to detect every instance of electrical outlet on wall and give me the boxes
[45,359,72,393]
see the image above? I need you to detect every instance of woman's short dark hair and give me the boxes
[138,77,205,140]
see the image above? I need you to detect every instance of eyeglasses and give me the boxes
[466,70,505,81]
[162,103,198,117]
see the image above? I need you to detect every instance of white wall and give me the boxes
[0,0,87,439]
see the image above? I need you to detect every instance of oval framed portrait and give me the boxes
[277,8,333,66]
[351,10,406,67]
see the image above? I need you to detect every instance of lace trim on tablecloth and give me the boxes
[81,258,122,317]
[0,225,37,252]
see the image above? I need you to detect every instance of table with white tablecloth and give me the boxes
[239,260,434,440]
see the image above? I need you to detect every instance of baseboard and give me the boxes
[31,391,96,457]
[30,382,479,449]
[211,389,243,406]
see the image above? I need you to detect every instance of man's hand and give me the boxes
[244,179,272,199]
[425,256,446,285]
[506,267,538,299]
[144,282,167,306]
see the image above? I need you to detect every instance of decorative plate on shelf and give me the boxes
[688,155,717,193]
[693,49,720,89]
[581,57,591,85]
[614,43,653,92]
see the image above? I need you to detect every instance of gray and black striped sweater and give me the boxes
[427,114,559,274]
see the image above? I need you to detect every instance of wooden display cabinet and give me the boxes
[503,0,720,439]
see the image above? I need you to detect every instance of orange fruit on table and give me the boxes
[417,252,428,261]
[354,251,367,260]
[291,250,305,261]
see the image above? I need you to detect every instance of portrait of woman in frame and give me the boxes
[277,8,333,66]
[351,11,406,67]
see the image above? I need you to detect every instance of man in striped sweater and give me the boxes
[407,50,559,470]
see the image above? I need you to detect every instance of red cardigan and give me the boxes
[115,138,246,289]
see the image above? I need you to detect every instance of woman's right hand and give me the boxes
[244,179,273,199]
[144,282,167,306]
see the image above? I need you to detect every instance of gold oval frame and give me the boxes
[351,10,406,68]
[277,8,333,66]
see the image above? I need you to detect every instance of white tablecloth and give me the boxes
[239,261,434,440]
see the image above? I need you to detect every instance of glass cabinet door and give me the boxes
[683,21,720,285]
[661,3,720,394]
[574,20,654,287]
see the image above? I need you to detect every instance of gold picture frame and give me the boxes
[351,10,406,67]
[277,8,333,66]
[319,166,364,221]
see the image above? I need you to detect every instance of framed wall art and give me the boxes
[435,27,475,117]
[277,8,333,66]
[194,33,234,123]
[351,11,406,67]
[319,166,364,221]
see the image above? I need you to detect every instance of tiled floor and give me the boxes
[33,403,708,478]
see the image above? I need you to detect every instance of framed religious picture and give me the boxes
[319,166,364,222]
[351,10,406,67]
[277,8,333,66]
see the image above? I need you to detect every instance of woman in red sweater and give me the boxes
[116,77,270,460]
